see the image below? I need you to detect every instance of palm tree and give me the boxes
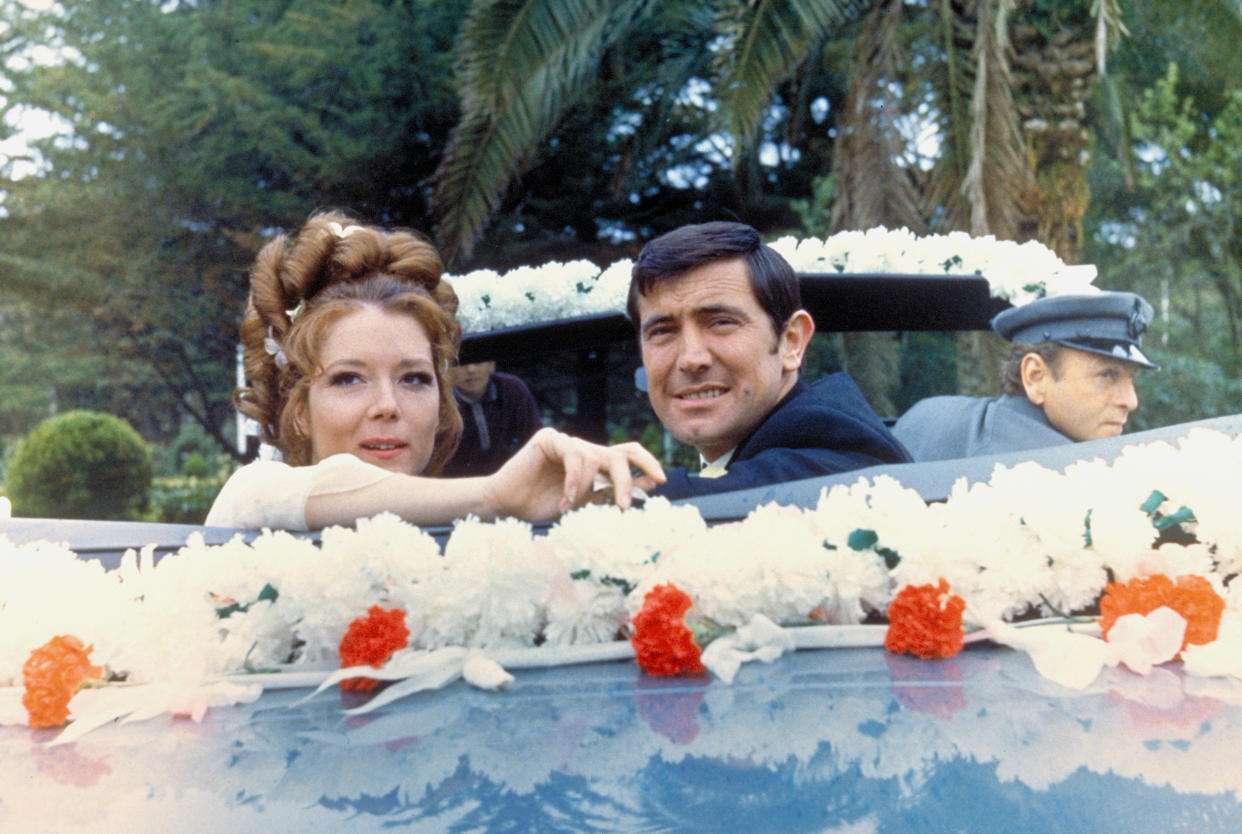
[434,0,1242,409]
[431,0,876,265]
[928,0,1242,394]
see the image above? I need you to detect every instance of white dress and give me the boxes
[205,454,397,530]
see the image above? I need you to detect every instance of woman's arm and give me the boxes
[305,428,665,529]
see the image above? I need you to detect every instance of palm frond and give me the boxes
[829,0,924,233]
[713,0,876,155]
[924,0,972,224]
[962,0,1029,237]
[927,0,1030,238]
[433,0,651,263]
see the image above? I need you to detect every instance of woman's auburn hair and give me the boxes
[234,211,462,472]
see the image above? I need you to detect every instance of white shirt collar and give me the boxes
[698,449,735,477]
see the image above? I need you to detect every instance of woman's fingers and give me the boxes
[619,442,666,484]
[524,429,669,516]
[606,453,635,510]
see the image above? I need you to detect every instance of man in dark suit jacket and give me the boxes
[628,221,910,499]
[442,361,543,477]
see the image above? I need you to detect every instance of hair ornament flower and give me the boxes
[327,221,364,239]
[264,326,289,371]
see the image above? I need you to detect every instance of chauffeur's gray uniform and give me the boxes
[893,291,1158,462]
[893,394,1071,462]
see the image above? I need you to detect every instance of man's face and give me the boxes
[636,257,809,461]
[449,361,496,402]
[1026,348,1141,441]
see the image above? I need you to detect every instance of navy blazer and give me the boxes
[652,373,911,499]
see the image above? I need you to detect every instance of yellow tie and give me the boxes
[699,463,728,479]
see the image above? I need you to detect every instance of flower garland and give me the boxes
[630,584,707,677]
[445,227,1097,335]
[337,606,410,692]
[3,427,1242,738]
[1099,574,1225,652]
[883,579,966,660]
[21,636,103,729]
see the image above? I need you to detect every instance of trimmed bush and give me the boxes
[7,410,153,520]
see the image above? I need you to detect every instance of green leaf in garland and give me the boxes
[600,575,635,595]
[877,546,901,570]
[1083,509,1093,548]
[570,569,591,580]
[848,529,879,551]
[215,584,279,619]
[1023,282,1047,298]
[1154,507,1196,531]
[1140,490,1167,515]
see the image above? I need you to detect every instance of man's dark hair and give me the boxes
[627,221,801,335]
[1000,341,1064,396]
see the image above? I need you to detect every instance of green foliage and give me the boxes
[7,410,153,520]
[157,419,236,478]
[436,0,865,263]
[1127,353,1242,433]
[1087,63,1242,386]
[148,473,229,525]
[0,0,468,452]
[896,332,958,414]
[146,420,236,522]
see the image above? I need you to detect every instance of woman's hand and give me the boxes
[484,428,666,521]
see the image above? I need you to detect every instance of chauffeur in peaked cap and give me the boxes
[991,291,1158,370]
[893,289,1159,461]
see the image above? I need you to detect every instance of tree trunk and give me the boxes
[830,0,920,414]
[1010,20,1097,264]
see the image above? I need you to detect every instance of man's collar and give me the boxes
[698,449,735,478]
[728,376,808,455]
[1003,393,1063,433]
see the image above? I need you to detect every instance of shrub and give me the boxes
[7,410,153,520]
[148,471,231,525]
[1128,353,1242,432]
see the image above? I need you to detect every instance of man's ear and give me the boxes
[780,309,815,373]
[1020,352,1050,405]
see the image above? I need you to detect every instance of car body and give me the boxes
[3,274,1240,831]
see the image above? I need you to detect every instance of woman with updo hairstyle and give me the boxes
[207,211,664,530]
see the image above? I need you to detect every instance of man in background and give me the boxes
[442,360,543,477]
[893,291,1158,461]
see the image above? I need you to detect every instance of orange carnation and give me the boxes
[1098,574,1225,652]
[22,635,104,729]
[885,578,966,659]
[338,605,410,692]
[631,583,707,677]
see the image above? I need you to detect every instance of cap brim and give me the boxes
[1060,339,1159,370]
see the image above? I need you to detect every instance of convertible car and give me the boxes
[3,274,1241,832]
